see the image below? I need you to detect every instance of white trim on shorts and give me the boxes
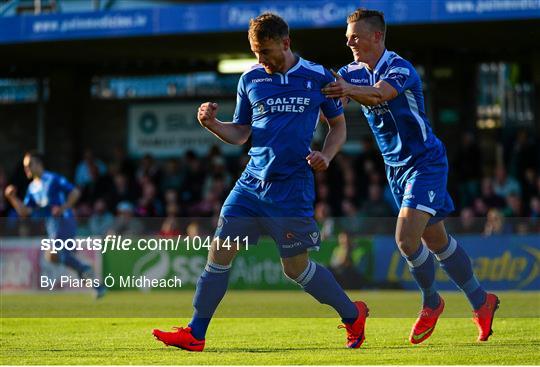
[415,204,437,216]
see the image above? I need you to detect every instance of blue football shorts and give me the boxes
[214,172,321,258]
[385,156,455,225]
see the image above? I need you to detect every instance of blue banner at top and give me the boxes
[0,0,539,44]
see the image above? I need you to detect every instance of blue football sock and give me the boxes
[434,235,487,310]
[404,244,440,309]
[59,250,90,276]
[295,261,359,324]
[189,262,231,340]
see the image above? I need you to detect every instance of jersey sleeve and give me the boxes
[23,189,36,208]
[320,68,344,119]
[56,174,75,195]
[232,76,252,125]
[381,60,417,95]
[337,65,350,82]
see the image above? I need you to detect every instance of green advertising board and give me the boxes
[102,236,373,290]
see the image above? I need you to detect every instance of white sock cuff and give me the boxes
[294,260,317,287]
[434,235,457,261]
[406,244,430,268]
[205,261,232,273]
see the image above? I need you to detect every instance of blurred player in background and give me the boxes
[153,12,369,352]
[322,8,499,344]
[4,151,105,298]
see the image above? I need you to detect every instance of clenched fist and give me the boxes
[306,151,330,172]
[4,184,17,198]
[197,102,219,128]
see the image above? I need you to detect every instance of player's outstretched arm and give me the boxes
[52,187,81,216]
[197,102,252,145]
[307,114,346,172]
[322,70,397,106]
[4,185,32,217]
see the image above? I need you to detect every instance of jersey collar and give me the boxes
[373,49,391,75]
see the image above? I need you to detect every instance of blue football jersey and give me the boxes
[234,57,343,180]
[338,50,445,167]
[24,171,76,237]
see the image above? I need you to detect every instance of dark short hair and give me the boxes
[347,8,386,38]
[248,12,289,42]
[24,150,45,165]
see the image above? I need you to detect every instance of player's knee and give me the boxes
[395,234,420,256]
[208,240,238,266]
[282,262,305,280]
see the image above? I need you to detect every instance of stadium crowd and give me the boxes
[1,130,539,237]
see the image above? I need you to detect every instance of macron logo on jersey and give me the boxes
[264,96,310,113]
[252,77,273,83]
[350,78,370,84]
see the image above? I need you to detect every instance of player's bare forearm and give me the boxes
[347,86,386,106]
[62,188,81,211]
[197,101,251,145]
[204,119,252,145]
[5,195,31,217]
[321,114,347,162]
[322,71,397,106]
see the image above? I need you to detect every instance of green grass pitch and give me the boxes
[1,290,539,365]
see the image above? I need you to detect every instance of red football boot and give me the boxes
[152,326,205,352]
[473,293,500,341]
[338,301,369,348]
[409,297,445,344]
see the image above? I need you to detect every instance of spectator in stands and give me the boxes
[529,196,540,232]
[111,146,135,178]
[136,179,164,217]
[136,154,161,187]
[159,202,182,237]
[315,201,335,240]
[493,165,521,198]
[359,184,394,218]
[88,198,114,236]
[180,150,205,203]
[340,199,361,233]
[203,157,232,200]
[160,158,184,193]
[483,208,510,236]
[75,149,107,188]
[330,231,363,289]
[503,193,524,218]
[507,129,538,184]
[473,197,489,217]
[480,176,505,209]
[530,196,540,218]
[454,132,482,207]
[107,201,143,236]
[316,182,330,203]
[522,168,539,206]
[325,153,346,216]
[453,207,483,234]
[108,172,138,209]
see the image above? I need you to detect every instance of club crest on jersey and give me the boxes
[405,183,412,194]
[256,102,265,114]
[305,80,312,90]
[404,182,415,200]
